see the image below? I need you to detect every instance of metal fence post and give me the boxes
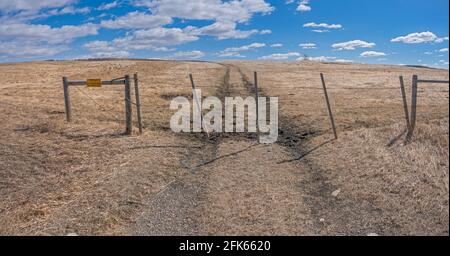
[63,77,72,122]
[254,71,259,133]
[320,73,338,140]
[189,74,210,137]
[406,75,418,141]
[124,75,133,135]
[134,74,143,135]
[399,76,411,132]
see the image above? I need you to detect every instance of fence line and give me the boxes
[60,71,448,144]
[405,75,449,141]
[62,75,143,136]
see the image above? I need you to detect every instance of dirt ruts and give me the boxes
[129,62,389,236]
[233,64,392,235]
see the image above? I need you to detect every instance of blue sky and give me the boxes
[0,0,448,68]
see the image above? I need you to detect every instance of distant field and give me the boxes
[0,60,448,235]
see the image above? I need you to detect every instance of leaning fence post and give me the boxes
[254,71,259,133]
[134,74,143,135]
[124,75,133,135]
[406,75,418,140]
[320,73,338,140]
[399,76,411,132]
[189,74,210,137]
[63,77,72,122]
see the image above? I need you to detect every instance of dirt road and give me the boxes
[129,64,382,236]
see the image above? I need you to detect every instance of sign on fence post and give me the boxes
[61,75,141,136]
[87,79,102,88]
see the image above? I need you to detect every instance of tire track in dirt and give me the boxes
[187,65,317,235]
[234,65,391,235]
[130,64,319,235]
[130,63,387,235]
[129,65,230,235]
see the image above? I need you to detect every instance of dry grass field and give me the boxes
[0,59,448,235]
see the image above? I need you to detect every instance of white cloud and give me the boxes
[219,42,265,57]
[48,6,91,16]
[84,40,117,52]
[82,40,132,59]
[312,29,329,33]
[259,52,300,60]
[0,1,84,23]
[0,0,77,12]
[360,51,386,57]
[0,41,66,58]
[218,52,246,58]
[0,23,99,44]
[297,56,353,63]
[101,11,172,29]
[2,0,275,59]
[332,40,375,50]
[223,43,266,52]
[435,36,449,43]
[113,27,199,50]
[97,1,119,10]
[335,59,353,63]
[134,0,274,23]
[170,50,205,59]
[186,21,259,39]
[83,37,180,59]
[298,56,334,62]
[303,22,342,29]
[439,48,449,53]
[0,1,100,59]
[270,43,283,48]
[81,28,194,60]
[391,32,448,44]
[82,51,131,59]
[297,0,311,12]
[134,0,274,39]
[299,43,316,49]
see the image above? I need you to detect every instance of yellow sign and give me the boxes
[87,79,102,88]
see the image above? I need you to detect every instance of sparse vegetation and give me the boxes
[0,60,448,235]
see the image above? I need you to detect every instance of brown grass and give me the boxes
[0,60,448,235]
[0,60,222,235]
[232,60,448,235]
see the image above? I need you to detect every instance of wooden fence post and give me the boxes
[124,75,133,135]
[63,76,72,122]
[134,74,143,135]
[399,76,411,132]
[320,73,338,140]
[406,75,418,141]
[254,71,259,133]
